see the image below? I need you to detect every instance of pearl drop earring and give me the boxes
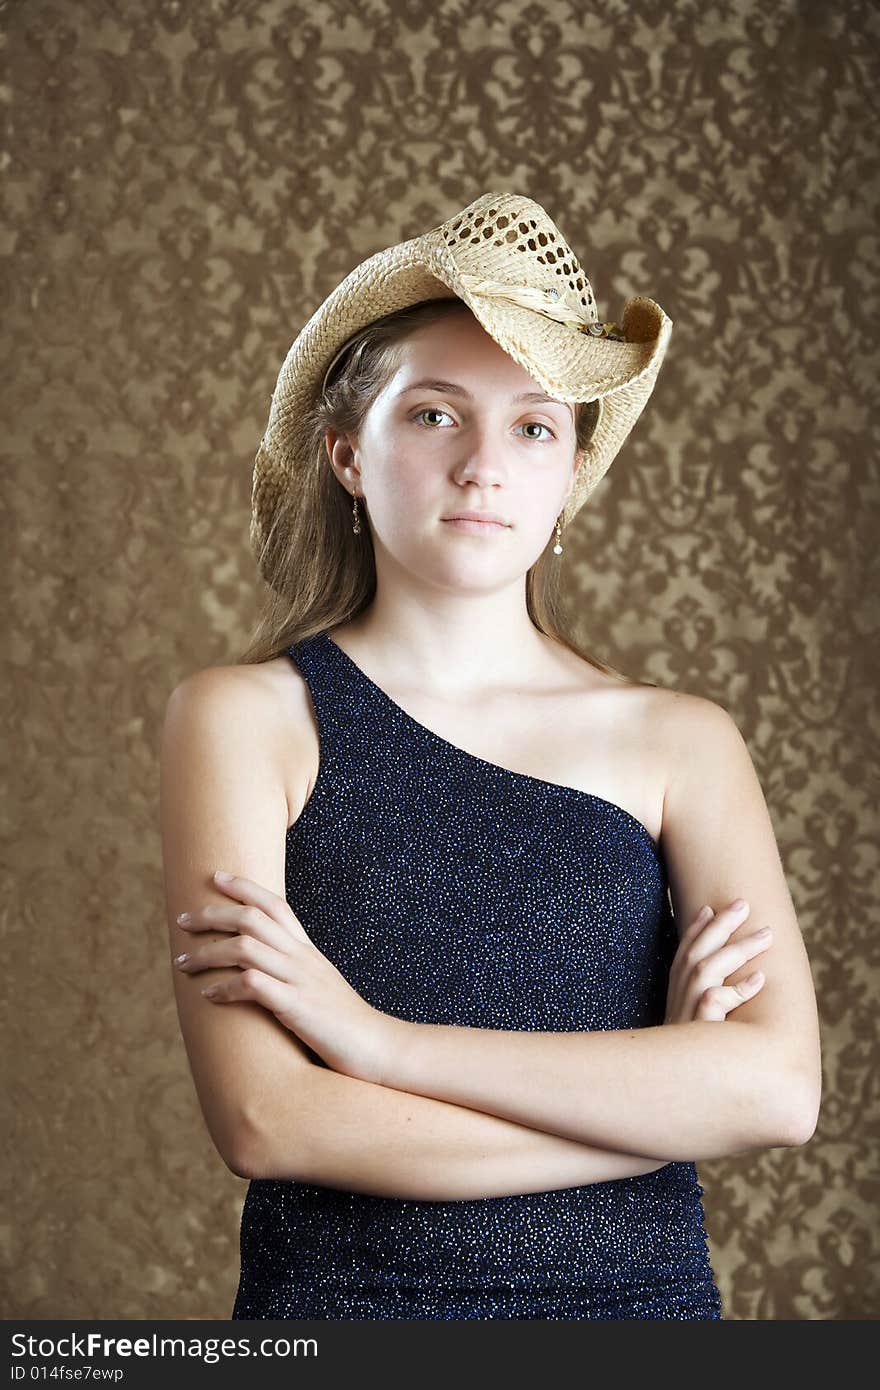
[553,513,564,555]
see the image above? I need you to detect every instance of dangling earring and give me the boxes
[553,512,564,555]
[352,492,361,535]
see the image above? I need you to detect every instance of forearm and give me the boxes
[379,1018,805,1162]
[249,1059,671,1200]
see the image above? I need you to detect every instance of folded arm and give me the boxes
[249,1057,672,1196]
[371,696,823,1162]
[374,1015,800,1163]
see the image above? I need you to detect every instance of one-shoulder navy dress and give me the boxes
[231,631,723,1320]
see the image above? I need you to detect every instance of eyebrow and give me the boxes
[394,378,571,412]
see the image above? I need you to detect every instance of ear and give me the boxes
[567,449,585,494]
[325,428,363,494]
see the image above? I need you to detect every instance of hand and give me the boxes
[664,898,771,1024]
[173,870,397,1084]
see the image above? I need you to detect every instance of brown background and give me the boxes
[3,0,878,1320]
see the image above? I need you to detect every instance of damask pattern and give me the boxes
[2,0,877,1320]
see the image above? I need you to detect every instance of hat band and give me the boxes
[458,273,626,341]
[317,272,628,398]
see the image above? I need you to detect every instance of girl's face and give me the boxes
[331,311,583,593]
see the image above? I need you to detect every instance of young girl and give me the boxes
[161,192,821,1320]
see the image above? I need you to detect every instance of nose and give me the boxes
[451,422,510,488]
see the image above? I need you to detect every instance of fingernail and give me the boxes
[745,970,763,986]
[174,952,189,965]
[731,897,747,911]
[214,870,233,882]
[756,926,772,937]
[176,912,191,924]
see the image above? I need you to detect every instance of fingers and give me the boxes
[175,932,294,982]
[209,871,310,943]
[676,924,771,1019]
[665,897,772,1026]
[675,900,758,978]
[695,971,765,1022]
[201,967,292,1013]
[703,926,773,983]
[177,901,292,953]
[678,898,751,956]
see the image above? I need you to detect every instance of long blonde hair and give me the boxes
[237,296,652,687]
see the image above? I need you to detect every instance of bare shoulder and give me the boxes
[167,661,285,751]
[169,655,317,827]
[642,686,751,827]
[170,654,307,727]
[648,686,744,757]
[173,654,285,692]
[604,677,738,797]
[171,659,272,704]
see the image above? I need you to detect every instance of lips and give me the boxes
[442,516,509,533]
[443,512,510,527]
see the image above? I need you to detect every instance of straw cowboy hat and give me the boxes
[251,190,673,591]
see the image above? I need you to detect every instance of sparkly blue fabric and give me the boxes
[231,631,723,1320]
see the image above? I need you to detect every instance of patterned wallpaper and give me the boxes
[3,0,877,1321]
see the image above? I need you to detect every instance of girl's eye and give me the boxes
[412,409,556,441]
[519,421,555,441]
[414,408,454,428]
